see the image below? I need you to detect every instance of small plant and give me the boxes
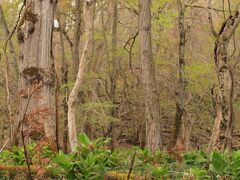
[48,133,119,179]
[0,142,37,166]
[151,165,169,179]
[183,151,208,168]
[209,151,240,179]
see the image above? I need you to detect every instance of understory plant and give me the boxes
[1,135,240,179]
[48,134,119,179]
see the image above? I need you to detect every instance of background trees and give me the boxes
[0,0,240,153]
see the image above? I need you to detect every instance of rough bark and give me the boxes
[172,0,187,147]
[208,8,240,153]
[72,0,81,78]
[18,0,57,147]
[139,0,162,151]
[68,0,95,151]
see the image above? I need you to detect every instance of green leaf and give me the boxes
[210,151,229,174]
[78,133,91,147]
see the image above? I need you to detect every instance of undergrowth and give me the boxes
[1,134,240,179]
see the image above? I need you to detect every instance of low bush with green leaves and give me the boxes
[48,134,119,179]
[0,142,37,166]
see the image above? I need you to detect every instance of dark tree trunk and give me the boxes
[208,10,240,153]
[172,0,187,147]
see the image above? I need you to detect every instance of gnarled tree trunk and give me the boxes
[208,8,240,153]
[18,0,57,147]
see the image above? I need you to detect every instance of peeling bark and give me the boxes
[208,8,240,153]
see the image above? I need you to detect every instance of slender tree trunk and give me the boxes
[139,0,162,151]
[0,4,19,78]
[171,0,187,147]
[208,9,240,153]
[57,10,69,153]
[18,0,57,147]
[68,0,95,151]
[107,0,119,151]
[72,0,81,78]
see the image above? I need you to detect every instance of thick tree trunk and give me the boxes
[172,0,187,147]
[139,0,162,151]
[68,0,95,152]
[72,0,81,78]
[18,0,57,147]
[208,10,240,153]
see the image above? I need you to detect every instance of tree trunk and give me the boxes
[72,0,81,78]
[107,0,119,151]
[208,10,240,153]
[18,0,57,147]
[68,0,95,152]
[139,0,162,151]
[57,10,69,153]
[171,0,187,147]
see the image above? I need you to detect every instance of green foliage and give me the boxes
[48,134,118,179]
[210,151,240,179]
[151,165,169,179]
[0,143,37,165]
[186,63,215,93]
[183,151,208,167]
[1,136,240,180]
[47,134,240,179]
[184,168,211,180]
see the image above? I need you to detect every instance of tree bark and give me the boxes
[18,0,57,147]
[56,9,69,153]
[139,0,162,151]
[107,0,119,151]
[68,0,95,152]
[72,0,81,78]
[208,9,240,153]
[171,0,187,147]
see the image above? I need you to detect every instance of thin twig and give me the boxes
[123,30,139,74]
[127,150,136,180]
[184,3,236,12]
[0,138,9,153]
[4,0,26,51]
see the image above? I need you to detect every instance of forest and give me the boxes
[0,0,240,179]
